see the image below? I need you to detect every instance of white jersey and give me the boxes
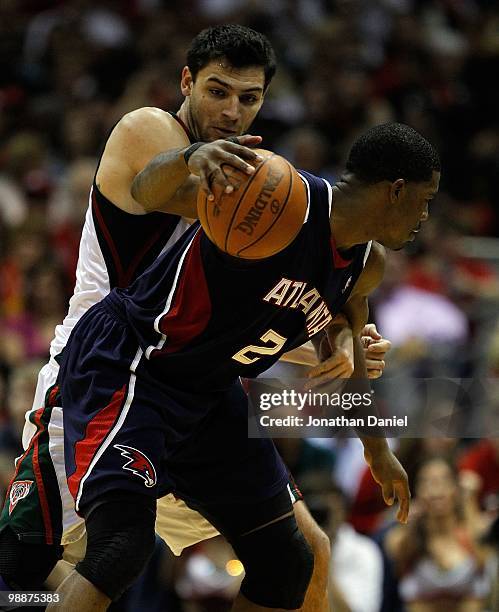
[49,189,189,361]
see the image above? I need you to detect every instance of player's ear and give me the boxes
[389,178,405,203]
[180,66,194,96]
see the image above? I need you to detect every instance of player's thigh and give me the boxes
[60,308,171,513]
[63,375,169,515]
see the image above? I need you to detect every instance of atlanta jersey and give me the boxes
[60,169,371,513]
[106,170,371,390]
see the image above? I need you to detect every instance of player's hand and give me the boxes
[361,323,391,379]
[304,345,354,390]
[188,135,263,200]
[305,323,354,390]
[364,445,410,524]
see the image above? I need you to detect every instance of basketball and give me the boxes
[197,149,307,259]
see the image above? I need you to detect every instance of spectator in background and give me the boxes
[0,220,52,319]
[303,477,383,612]
[277,126,337,184]
[374,251,468,375]
[385,457,495,612]
[458,416,499,514]
[47,157,97,280]
[0,261,67,368]
[274,437,335,486]
[7,361,45,441]
[326,482,383,612]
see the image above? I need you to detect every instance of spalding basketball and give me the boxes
[197,149,307,259]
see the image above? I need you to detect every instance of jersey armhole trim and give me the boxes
[145,230,199,359]
[322,178,333,218]
[363,240,373,266]
[298,172,311,224]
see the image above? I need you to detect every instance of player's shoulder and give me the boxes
[352,241,385,296]
[295,169,333,227]
[118,107,187,141]
[369,240,385,261]
[120,106,172,128]
[101,107,190,177]
[367,241,385,271]
[297,169,331,193]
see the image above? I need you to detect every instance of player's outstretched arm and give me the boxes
[352,334,410,524]
[344,245,410,523]
[94,106,262,217]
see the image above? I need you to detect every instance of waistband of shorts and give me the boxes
[102,292,128,324]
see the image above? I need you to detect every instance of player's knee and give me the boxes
[294,500,331,568]
[75,492,156,601]
[234,514,314,610]
[307,522,331,564]
[0,527,62,589]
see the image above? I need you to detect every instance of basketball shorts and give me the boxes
[0,329,304,558]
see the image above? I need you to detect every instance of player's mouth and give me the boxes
[213,127,238,137]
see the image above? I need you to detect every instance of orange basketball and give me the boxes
[197,149,307,259]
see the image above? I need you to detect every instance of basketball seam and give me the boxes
[223,155,274,252]
[237,158,297,257]
[203,192,213,240]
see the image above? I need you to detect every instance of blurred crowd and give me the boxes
[1,0,498,610]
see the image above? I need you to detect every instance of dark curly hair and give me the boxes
[187,25,276,91]
[346,123,441,184]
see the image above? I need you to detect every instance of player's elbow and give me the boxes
[130,171,160,213]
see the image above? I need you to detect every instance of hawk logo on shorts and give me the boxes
[114,445,157,488]
[9,480,34,515]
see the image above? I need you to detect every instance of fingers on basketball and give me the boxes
[197,149,307,259]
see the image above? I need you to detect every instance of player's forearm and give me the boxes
[311,313,351,361]
[350,336,389,454]
[131,148,192,212]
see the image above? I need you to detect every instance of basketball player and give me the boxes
[46,123,440,611]
[0,25,388,611]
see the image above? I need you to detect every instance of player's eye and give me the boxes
[209,89,225,97]
[240,95,258,104]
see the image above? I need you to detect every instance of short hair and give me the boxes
[187,25,276,91]
[346,123,441,184]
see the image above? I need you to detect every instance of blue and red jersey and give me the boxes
[104,170,371,390]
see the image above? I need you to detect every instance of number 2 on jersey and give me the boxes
[232,329,287,365]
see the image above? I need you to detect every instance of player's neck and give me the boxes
[177,100,200,142]
[330,178,379,249]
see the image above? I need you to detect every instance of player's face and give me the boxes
[181,61,265,142]
[381,170,440,250]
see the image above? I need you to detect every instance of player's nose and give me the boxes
[421,209,429,222]
[222,96,241,121]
